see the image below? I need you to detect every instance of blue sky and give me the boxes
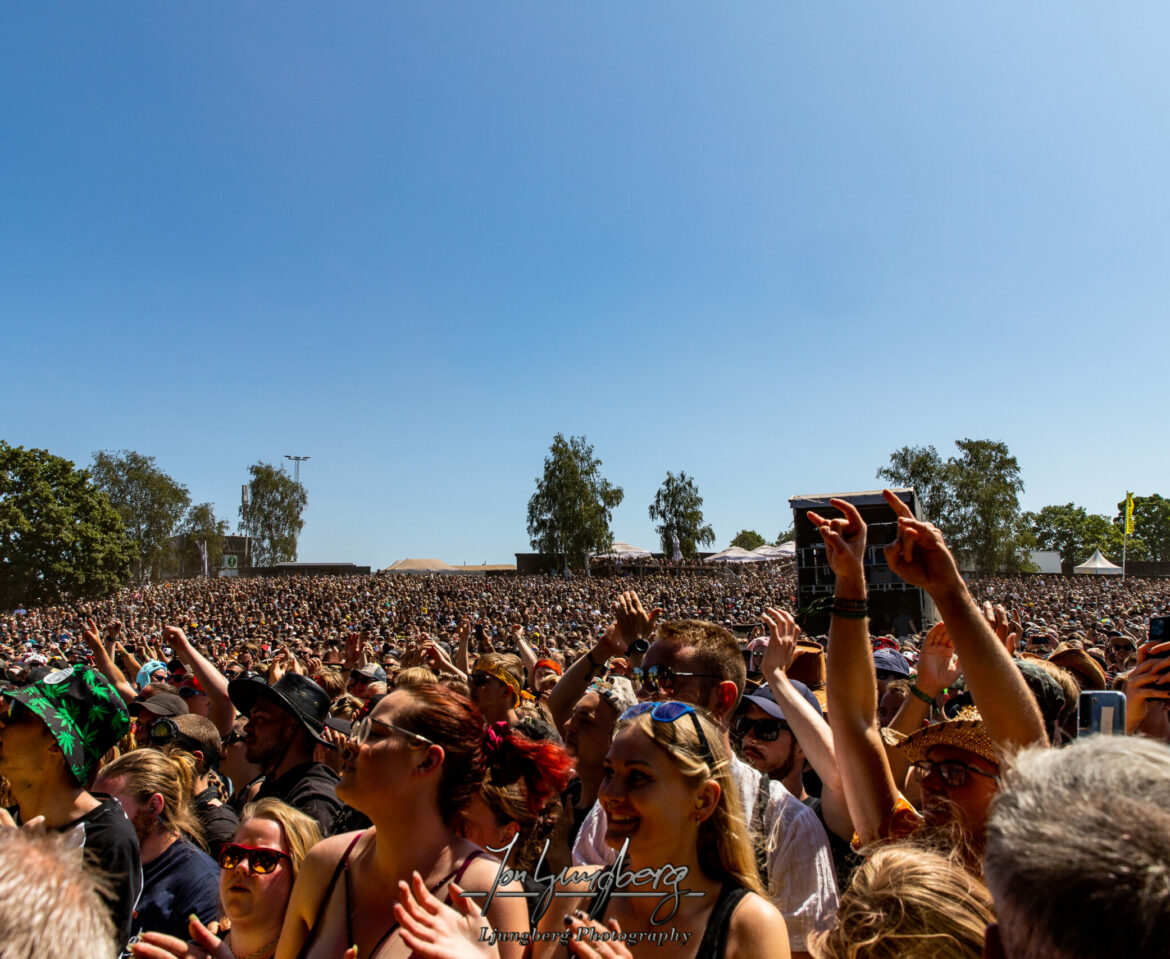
[3,4,1168,567]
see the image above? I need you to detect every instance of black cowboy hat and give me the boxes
[228,673,332,746]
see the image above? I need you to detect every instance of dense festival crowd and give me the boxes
[2,492,1169,959]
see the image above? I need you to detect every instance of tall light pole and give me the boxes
[284,454,310,485]
[284,455,310,561]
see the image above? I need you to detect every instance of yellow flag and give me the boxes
[1125,493,1134,535]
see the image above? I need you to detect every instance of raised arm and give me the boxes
[808,499,901,845]
[81,619,137,705]
[513,625,539,688]
[880,489,1045,752]
[760,607,853,842]
[163,625,236,736]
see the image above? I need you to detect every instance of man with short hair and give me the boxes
[983,735,1170,959]
[228,672,342,834]
[0,665,142,952]
[571,595,838,959]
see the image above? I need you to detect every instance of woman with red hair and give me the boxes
[277,685,528,959]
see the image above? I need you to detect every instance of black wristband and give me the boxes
[831,604,868,620]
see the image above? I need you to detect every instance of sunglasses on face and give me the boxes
[350,716,433,748]
[468,672,500,689]
[619,701,717,770]
[734,715,790,743]
[217,843,291,874]
[631,665,720,695]
[221,731,246,747]
[911,759,998,788]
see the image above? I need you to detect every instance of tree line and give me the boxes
[528,433,1166,575]
[0,441,308,607]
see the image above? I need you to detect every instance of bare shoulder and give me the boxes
[725,891,790,959]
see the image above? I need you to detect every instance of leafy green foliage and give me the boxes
[774,523,794,546]
[1024,503,1136,572]
[0,441,133,606]
[648,471,714,559]
[91,450,190,582]
[878,438,1028,572]
[240,463,307,566]
[1115,494,1170,561]
[730,529,766,551]
[527,434,623,571]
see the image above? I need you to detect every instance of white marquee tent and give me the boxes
[1074,549,1123,576]
[704,546,767,564]
[592,542,653,560]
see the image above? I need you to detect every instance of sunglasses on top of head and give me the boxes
[619,701,717,769]
[217,843,290,874]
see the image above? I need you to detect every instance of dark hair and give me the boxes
[395,684,488,824]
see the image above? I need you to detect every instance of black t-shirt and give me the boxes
[133,837,220,941]
[56,797,144,953]
[193,787,240,860]
[255,761,341,836]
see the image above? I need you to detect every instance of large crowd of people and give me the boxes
[2,494,1169,958]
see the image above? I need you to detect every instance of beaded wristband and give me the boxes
[831,605,869,620]
[909,684,934,705]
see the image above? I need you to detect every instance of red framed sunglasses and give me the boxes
[217,843,291,874]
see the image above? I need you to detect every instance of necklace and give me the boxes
[224,929,280,959]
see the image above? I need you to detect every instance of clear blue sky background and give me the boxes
[3,4,1168,567]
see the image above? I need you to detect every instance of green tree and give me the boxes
[1025,503,1105,573]
[876,445,951,528]
[878,438,1027,572]
[648,471,714,560]
[178,502,229,577]
[730,529,766,551]
[91,450,191,582]
[1116,494,1170,562]
[774,523,794,546]
[0,442,134,607]
[240,463,307,567]
[527,434,624,572]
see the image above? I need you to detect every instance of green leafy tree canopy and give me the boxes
[648,471,714,560]
[240,463,307,567]
[0,442,133,606]
[1024,503,1133,572]
[1116,494,1170,562]
[91,450,190,582]
[179,502,230,576]
[527,434,624,571]
[730,529,766,551]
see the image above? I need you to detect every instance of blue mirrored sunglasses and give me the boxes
[619,701,717,769]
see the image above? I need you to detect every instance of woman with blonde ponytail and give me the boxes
[95,747,221,941]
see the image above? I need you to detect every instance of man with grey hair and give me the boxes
[983,735,1170,959]
[0,828,118,959]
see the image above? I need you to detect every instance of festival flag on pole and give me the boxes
[1125,493,1134,535]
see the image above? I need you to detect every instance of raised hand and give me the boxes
[1125,641,1170,734]
[880,489,963,597]
[982,602,1018,656]
[613,591,663,646]
[916,622,962,695]
[760,607,800,677]
[806,498,867,589]
[394,874,495,959]
[129,914,232,959]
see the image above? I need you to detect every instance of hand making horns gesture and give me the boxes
[880,488,963,596]
[806,498,867,584]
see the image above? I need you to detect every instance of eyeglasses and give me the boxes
[217,843,291,874]
[734,715,790,743]
[631,665,721,696]
[619,701,717,770]
[221,731,246,747]
[910,760,998,788]
[350,716,434,748]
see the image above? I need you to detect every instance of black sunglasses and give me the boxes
[632,665,721,694]
[911,759,997,788]
[217,843,291,874]
[221,731,246,747]
[734,715,789,743]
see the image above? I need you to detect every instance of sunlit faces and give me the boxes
[599,725,717,855]
[336,690,432,806]
[635,644,718,709]
[737,704,799,780]
[916,744,999,834]
[219,817,294,924]
[468,671,514,722]
[563,690,616,767]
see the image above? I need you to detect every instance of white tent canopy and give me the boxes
[592,541,653,560]
[704,546,767,563]
[752,542,796,560]
[1074,549,1123,576]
